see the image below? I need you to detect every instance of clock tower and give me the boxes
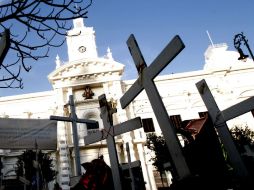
[66,17,98,62]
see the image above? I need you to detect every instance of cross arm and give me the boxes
[127,34,185,79]
[84,117,142,145]
[148,35,185,80]
[196,79,254,124]
[120,160,141,170]
[221,96,254,121]
[127,34,147,73]
[120,79,144,109]
[50,115,98,125]
[120,35,185,109]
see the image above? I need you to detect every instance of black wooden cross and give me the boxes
[50,95,98,176]
[120,34,191,180]
[196,79,250,177]
[84,94,143,190]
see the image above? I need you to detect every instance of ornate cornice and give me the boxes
[48,57,124,89]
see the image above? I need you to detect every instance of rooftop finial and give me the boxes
[55,54,61,69]
[105,47,113,60]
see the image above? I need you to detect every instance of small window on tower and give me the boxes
[142,118,155,133]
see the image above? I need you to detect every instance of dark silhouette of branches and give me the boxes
[0,0,92,89]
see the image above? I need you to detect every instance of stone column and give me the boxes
[56,88,71,190]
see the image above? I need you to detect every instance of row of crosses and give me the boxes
[51,94,143,190]
[1,22,251,189]
[49,33,251,190]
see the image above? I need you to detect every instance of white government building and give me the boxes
[0,18,254,190]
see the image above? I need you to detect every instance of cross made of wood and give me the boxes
[50,95,98,176]
[120,34,191,180]
[0,29,10,65]
[196,79,250,177]
[84,94,143,190]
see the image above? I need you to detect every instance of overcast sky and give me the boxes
[1,0,254,96]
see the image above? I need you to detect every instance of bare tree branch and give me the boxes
[0,0,93,89]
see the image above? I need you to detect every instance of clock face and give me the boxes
[78,46,86,53]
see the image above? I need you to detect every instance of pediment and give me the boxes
[48,57,124,87]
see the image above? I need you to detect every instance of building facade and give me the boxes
[0,18,254,190]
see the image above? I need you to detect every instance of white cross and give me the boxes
[120,34,191,180]
[0,29,10,64]
[84,94,143,190]
[50,95,98,176]
[196,79,250,177]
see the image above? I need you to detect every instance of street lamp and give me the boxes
[233,32,254,62]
